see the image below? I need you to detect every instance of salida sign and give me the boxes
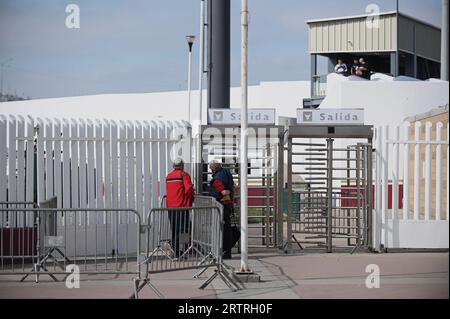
[208,109,275,125]
[297,109,364,125]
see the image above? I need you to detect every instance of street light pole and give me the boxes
[186,36,196,124]
[240,0,250,273]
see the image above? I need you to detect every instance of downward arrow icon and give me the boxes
[214,112,223,121]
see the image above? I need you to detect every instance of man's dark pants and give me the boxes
[168,210,190,257]
[222,204,234,257]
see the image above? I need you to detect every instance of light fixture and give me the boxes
[186,35,196,52]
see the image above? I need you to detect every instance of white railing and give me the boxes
[374,121,449,250]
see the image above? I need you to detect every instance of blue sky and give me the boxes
[0,0,443,99]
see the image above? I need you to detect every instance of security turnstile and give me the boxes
[198,125,284,249]
[286,125,374,253]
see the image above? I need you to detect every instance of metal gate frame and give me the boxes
[286,125,374,253]
[197,125,285,249]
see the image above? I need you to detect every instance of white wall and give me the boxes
[320,73,449,127]
[1,76,447,129]
[0,81,311,126]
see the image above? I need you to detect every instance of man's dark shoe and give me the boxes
[223,253,232,260]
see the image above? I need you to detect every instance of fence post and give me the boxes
[381,126,389,246]
[435,122,443,221]
[424,122,432,221]
[403,123,411,220]
[413,122,422,221]
[392,126,400,220]
[374,126,383,251]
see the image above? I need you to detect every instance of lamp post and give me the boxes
[186,35,196,124]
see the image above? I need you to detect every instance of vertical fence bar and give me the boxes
[135,121,143,221]
[413,122,421,220]
[79,120,87,210]
[326,138,333,253]
[53,119,62,208]
[381,126,389,244]
[16,116,26,207]
[392,126,400,220]
[286,137,293,253]
[150,121,159,216]
[95,120,104,210]
[44,119,53,201]
[403,123,410,220]
[25,117,35,213]
[126,121,135,211]
[71,119,79,208]
[424,122,432,221]
[158,121,167,206]
[119,121,127,225]
[435,122,443,221]
[104,120,112,209]
[375,126,383,251]
[143,121,151,219]
[35,118,44,204]
[110,121,119,257]
[62,119,71,208]
[87,120,95,217]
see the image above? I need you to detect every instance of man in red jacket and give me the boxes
[166,158,195,258]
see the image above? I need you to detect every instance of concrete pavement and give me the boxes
[0,251,447,299]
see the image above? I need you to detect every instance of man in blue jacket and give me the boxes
[209,160,234,259]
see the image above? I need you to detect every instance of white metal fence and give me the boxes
[374,121,449,250]
[0,115,191,253]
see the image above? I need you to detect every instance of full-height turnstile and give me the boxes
[198,125,284,249]
[286,125,374,253]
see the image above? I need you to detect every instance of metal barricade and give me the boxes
[0,202,39,275]
[134,202,240,299]
[0,207,141,283]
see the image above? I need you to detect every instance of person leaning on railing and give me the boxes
[208,160,235,260]
[166,158,195,258]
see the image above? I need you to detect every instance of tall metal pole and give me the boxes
[240,0,250,273]
[188,48,193,123]
[198,0,206,125]
[196,0,206,191]
[442,0,449,81]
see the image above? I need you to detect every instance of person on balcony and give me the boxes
[351,58,360,76]
[334,58,348,76]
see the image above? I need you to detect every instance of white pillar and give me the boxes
[240,0,250,273]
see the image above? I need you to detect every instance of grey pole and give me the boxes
[240,0,250,273]
[442,0,449,81]
[207,0,231,110]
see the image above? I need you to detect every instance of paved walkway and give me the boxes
[0,251,448,299]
